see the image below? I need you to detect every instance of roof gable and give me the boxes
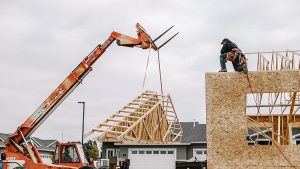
[85,91,183,144]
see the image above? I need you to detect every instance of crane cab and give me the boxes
[53,142,90,168]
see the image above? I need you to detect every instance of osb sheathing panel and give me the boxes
[206,70,300,169]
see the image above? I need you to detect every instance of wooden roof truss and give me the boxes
[85,90,183,144]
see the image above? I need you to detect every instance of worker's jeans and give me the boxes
[220,53,228,69]
[220,53,243,71]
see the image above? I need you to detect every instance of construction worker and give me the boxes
[219,38,247,72]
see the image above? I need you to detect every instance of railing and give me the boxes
[245,50,300,71]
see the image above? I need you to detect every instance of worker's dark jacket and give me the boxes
[220,41,238,54]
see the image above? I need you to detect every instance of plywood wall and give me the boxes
[206,70,300,168]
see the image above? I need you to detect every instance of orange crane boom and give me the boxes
[1,23,163,169]
[5,24,156,149]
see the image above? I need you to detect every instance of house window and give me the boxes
[193,149,207,162]
[131,151,138,154]
[146,151,152,154]
[153,151,159,154]
[168,151,174,154]
[257,140,272,145]
[107,149,115,159]
[160,151,166,154]
[292,127,300,144]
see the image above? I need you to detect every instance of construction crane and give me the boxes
[0,23,178,169]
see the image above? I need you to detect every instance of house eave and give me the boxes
[37,148,55,152]
[114,143,191,146]
[190,141,206,144]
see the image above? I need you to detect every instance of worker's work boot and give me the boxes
[242,64,248,74]
[219,69,227,72]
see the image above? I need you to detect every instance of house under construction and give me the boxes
[206,50,300,168]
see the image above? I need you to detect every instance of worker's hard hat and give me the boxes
[221,38,229,44]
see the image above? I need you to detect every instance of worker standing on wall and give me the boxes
[219,38,247,72]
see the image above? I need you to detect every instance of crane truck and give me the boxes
[0,23,177,169]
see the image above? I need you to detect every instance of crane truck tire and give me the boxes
[79,166,96,169]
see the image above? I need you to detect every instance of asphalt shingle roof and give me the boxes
[0,133,58,152]
[0,133,11,147]
[31,137,59,152]
[180,122,206,143]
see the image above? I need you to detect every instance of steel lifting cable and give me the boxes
[141,46,152,94]
[245,73,296,168]
[139,44,165,107]
[141,47,164,97]
[157,50,164,96]
[139,46,152,107]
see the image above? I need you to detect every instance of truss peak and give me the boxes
[85,90,183,144]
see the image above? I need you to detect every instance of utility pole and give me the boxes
[78,101,85,145]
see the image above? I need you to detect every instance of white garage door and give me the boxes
[129,148,176,169]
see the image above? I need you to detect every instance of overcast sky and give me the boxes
[1,0,300,142]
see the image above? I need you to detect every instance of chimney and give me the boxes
[193,118,196,127]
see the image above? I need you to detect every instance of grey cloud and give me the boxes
[1,0,300,141]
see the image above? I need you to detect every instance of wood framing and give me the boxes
[244,50,300,145]
[247,115,300,145]
[84,90,183,144]
[206,70,300,168]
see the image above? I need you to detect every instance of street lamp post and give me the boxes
[78,101,85,145]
